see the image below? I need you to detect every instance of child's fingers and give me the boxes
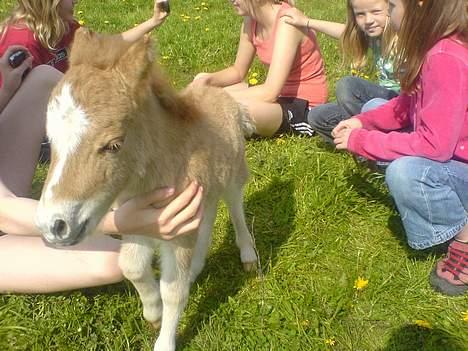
[157,182,200,224]
[159,189,204,239]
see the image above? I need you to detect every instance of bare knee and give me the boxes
[25,65,63,89]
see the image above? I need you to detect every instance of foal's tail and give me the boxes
[239,103,256,138]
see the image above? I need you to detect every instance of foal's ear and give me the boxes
[117,35,155,88]
[69,27,98,66]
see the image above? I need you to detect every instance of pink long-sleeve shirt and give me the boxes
[348,36,468,163]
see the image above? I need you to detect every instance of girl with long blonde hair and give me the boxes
[333,0,468,296]
[283,0,399,143]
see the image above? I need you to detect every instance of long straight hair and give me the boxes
[340,0,398,69]
[0,0,69,50]
[395,0,468,93]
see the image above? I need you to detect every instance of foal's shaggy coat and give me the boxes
[36,29,257,351]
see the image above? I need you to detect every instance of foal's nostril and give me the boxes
[51,219,68,238]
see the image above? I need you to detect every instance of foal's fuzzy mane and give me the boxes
[69,28,200,121]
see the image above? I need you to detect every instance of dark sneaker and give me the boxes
[429,239,468,296]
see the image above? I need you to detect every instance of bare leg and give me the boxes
[0,234,122,293]
[155,240,195,351]
[0,65,62,197]
[119,236,161,327]
[231,97,283,137]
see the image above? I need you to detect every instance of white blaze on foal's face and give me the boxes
[37,82,124,246]
[45,83,89,200]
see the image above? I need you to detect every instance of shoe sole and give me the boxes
[429,267,468,296]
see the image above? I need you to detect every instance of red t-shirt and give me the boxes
[0,21,79,86]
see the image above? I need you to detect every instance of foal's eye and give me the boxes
[100,139,123,154]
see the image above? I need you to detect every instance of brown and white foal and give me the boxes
[36,29,257,351]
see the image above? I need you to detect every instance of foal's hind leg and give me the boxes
[119,236,162,328]
[224,180,257,271]
[154,239,195,351]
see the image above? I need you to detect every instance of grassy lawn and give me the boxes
[1,0,467,350]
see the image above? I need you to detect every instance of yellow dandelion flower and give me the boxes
[77,10,84,15]
[205,27,210,32]
[78,19,85,26]
[353,277,369,290]
[195,7,200,10]
[201,2,207,5]
[195,16,201,20]
[162,55,170,60]
[461,310,468,322]
[203,6,209,10]
[104,20,110,24]
[248,77,258,86]
[325,338,336,346]
[251,72,258,78]
[414,319,432,329]
[276,138,286,144]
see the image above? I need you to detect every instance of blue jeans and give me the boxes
[307,76,398,143]
[385,157,468,250]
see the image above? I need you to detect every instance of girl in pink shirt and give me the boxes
[191,0,328,137]
[333,0,468,296]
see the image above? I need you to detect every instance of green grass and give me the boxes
[1,0,467,350]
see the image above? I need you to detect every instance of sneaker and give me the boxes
[429,239,468,296]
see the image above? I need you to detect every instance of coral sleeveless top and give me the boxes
[251,2,328,107]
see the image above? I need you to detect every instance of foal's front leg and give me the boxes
[154,239,195,351]
[119,236,162,328]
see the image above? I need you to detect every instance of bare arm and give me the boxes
[230,17,304,102]
[281,7,345,40]
[118,0,169,43]
[192,19,256,87]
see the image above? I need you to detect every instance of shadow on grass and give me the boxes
[177,177,296,349]
[379,324,466,351]
[345,168,450,261]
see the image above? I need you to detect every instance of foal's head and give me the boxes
[37,29,168,246]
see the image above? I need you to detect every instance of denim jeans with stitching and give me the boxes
[307,76,398,143]
[385,157,468,250]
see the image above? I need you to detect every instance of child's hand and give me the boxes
[281,8,310,29]
[190,72,212,87]
[113,181,204,240]
[332,118,363,150]
[153,0,170,26]
[332,118,363,138]
[333,127,354,150]
[0,46,32,95]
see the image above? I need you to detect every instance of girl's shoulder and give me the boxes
[428,36,468,62]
